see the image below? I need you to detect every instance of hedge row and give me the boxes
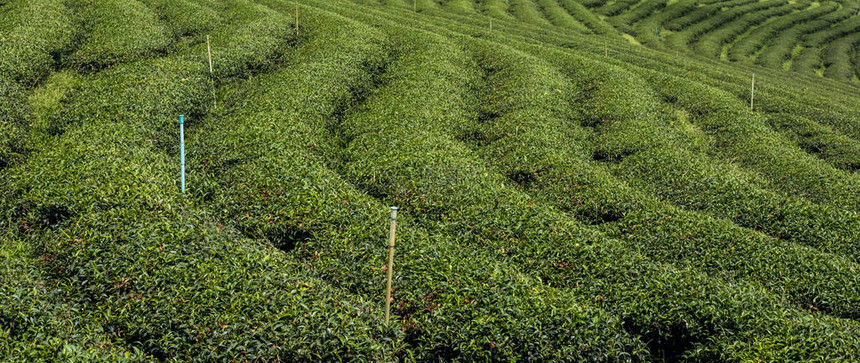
[189,13,649,360]
[630,0,700,48]
[607,0,666,34]
[536,0,590,32]
[557,0,616,34]
[140,0,223,38]
[476,0,515,19]
[65,0,172,71]
[0,5,402,361]
[664,0,757,32]
[330,27,860,360]
[693,2,804,59]
[442,0,477,14]
[595,0,641,17]
[728,1,839,63]
[822,32,860,81]
[665,0,786,51]
[0,0,76,168]
[766,112,860,172]
[508,0,553,27]
[0,0,76,84]
[472,39,860,319]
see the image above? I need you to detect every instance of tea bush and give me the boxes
[65,0,172,70]
[5,0,860,359]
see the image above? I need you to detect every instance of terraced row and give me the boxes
[3,0,860,360]
[369,0,860,83]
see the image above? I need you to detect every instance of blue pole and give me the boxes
[180,115,185,194]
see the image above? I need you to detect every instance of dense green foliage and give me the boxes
[2,0,860,361]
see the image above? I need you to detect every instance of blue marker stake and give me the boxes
[180,115,185,194]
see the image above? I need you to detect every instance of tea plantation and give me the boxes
[2,0,860,361]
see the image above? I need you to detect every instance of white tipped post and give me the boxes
[179,115,185,194]
[750,72,756,111]
[384,206,398,324]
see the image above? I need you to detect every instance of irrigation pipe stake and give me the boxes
[384,206,398,324]
[179,115,185,194]
[750,72,755,111]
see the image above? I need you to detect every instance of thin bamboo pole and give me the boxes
[750,72,756,111]
[384,206,398,324]
[206,35,213,74]
[206,35,216,109]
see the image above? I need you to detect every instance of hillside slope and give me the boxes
[1,0,859,361]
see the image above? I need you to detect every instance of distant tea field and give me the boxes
[2,0,860,361]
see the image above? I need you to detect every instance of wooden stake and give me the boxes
[750,72,755,111]
[207,35,216,109]
[414,0,417,12]
[295,2,299,37]
[604,41,607,57]
[490,18,492,31]
[384,206,398,324]
[206,35,213,73]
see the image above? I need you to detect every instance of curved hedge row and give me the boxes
[693,2,804,59]
[766,112,860,172]
[190,13,650,360]
[140,0,223,38]
[822,32,860,81]
[0,0,76,168]
[728,1,839,63]
[557,0,616,34]
[536,0,589,32]
[65,0,172,71]
[665,0,785,51]
[465,36,860,323]
[509,0,553,26]
[607,0,665,34]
